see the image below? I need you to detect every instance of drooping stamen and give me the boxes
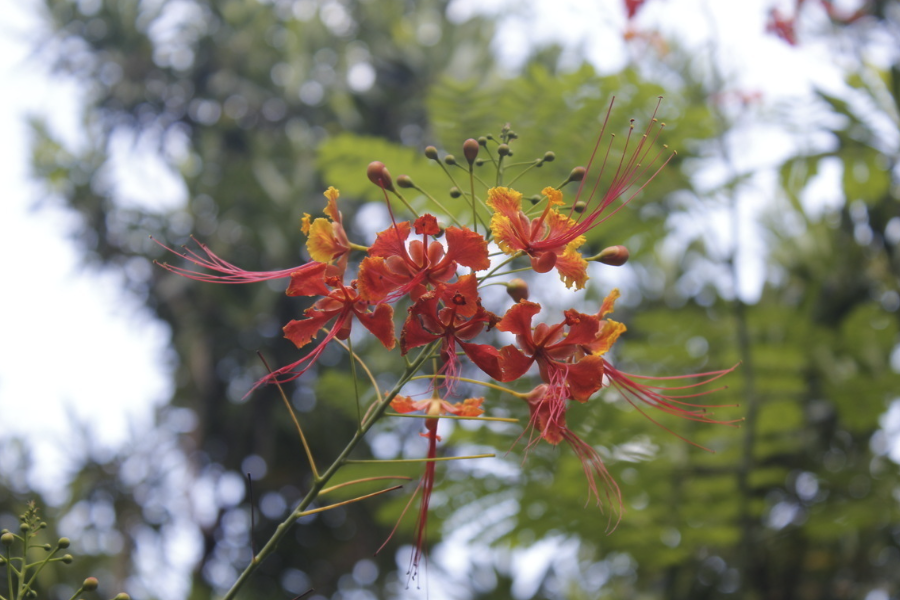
[153,236,314,284]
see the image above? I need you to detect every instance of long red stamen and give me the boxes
[153,236,312,283]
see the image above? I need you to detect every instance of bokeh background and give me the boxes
[2,0,900,599]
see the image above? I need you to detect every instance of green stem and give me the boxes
[477,252,523,283]
[219,343,436,600]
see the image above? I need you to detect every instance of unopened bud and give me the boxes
[573,201,587,214]
[444,154,457,166]
[475,159,485,166]
[424,146,439,160]
[83,577,99,592]
[1,533,14,546]
[543,151,555,162]
[20,523,29,533]
[113,594,131,600]
[61,554,74,564]
[366,161,395,192]
[58,538,71,549]
[463,138,479,165]
[566,167,586,183]
[449,187,462,198]
[477,136,488,146]
[397,175,414,189]
[42,544,52,551]
[591,245,630,266]
[529,194,542,205]
[497,144,510,157]
[506,278,529,302]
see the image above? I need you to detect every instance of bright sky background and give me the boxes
[1,0,895,596]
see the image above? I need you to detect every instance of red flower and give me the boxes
[302,186,353,276]
[523,384,622,522]
[495,301,605,402]
[379,396,484,582]
[262,271,395,387]
[400,275,503,388]
[357,216,490,303]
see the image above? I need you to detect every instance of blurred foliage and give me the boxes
[11,0,900,599]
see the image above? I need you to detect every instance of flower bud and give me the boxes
[564,167,586,185]
[42,543,52,551]
[475,159,485,166]
[1,532,14,547]
[463,138,479,165]
[449,187,462,198]
[424,146,439,160]
[58,538,71,549]
[543,151,556,163]
[506,278,529,302]
[366,161,395,192]
[477,136,488,146]
[444,154,457,166]
[83,577,99,592]
[397,175,414,189]
[113,594,131,600]
[573,201,587,214]
[497,144,510,157]
[20,523,29,533]
[61,554,74,564]
[529,194,542,205]
[591,245,630,266]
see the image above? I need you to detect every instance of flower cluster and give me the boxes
[156,103,739,582]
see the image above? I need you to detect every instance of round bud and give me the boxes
[543,151,556,163]
[497,144,510,157]
[20,523,29,533]
[424,146,439,160]
[83,577,99,592]
[594,245,630,266]
[366,161,395,192]
[444,154,457,166]
[463,138,479,164]
[397,175,414,189]
[1,532,14,546]
[61,554,74,564]
[58,538,71,549]
[573,201,587,214]
[566,167,586,183]
[42,543,52,551]
[449,187,462,198]
[39,522,47,530]
[113,594,131,600]
[506,278,529,303]
[529,194,542,205]
[477,136,488,146]
[508,131,518,140]
[25,590,36,599]
[475,159,484,166]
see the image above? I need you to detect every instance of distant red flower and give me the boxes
[357,216,490,303]
[624,0,648,19]
[766,8,797,45]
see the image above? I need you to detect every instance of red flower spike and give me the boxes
[154,236,320,285]
[495,302,605,401]
[379,396,484,584]
[522,385,622,523]
[358,219,490,304]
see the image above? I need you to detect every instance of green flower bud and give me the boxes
[42,543,52,551]
[566,167,586,183]
[61,554,74,564]
[113,594,131,600]
[444,154,456,166]
[475,159,485,166]
[477,136,487,146]
[449,187,462,198]
[424,146,439,160]
[1,532,14,546]
[83,577,99,592]
[543,151,556,162]
[20,523,30,533]
[58,538,71,549]
[573,201,587,214]
[497,144,510,157]
[529,194,542,205]
[397,175,414,189]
